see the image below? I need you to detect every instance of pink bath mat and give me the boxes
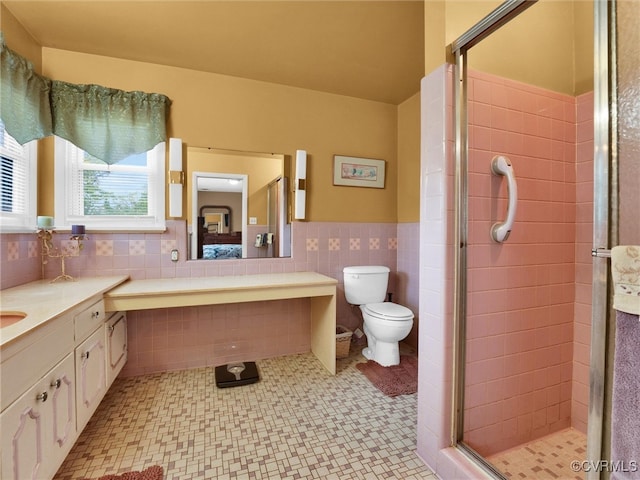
[94,465,163,480]
[356,355,418,397]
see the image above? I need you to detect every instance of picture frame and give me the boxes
[333,155,386,188]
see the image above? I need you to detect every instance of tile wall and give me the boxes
[572,91,594,433]
[1,220,419,375]
[416,65,595,477]
[416,64,456,474]
[463,69,579,456]
[0,232,41,288]
[397,222,421,347]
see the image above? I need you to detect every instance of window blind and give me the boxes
[0,120,36,230]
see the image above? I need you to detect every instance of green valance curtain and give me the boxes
[0,32,171,164]
[0,32,53,144]
[51,81,169,164]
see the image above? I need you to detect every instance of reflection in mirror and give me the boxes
[187,147,290,260]
[268,176,291,257]
[193,173,247,259]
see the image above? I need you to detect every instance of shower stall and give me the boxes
[422,1,640,478]
[417,0,640,480]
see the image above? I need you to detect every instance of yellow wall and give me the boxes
[0,4,40,70]
[397,92,421,222]
[424,1,447,75]
[574,0,594,95]
[39,48,399,224]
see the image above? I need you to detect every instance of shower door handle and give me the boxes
[490,155,517,243]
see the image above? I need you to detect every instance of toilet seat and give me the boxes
[363,302,413,321]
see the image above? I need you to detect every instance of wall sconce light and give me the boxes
[169,138,184,218]
[294,149,307,220]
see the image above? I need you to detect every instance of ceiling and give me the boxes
[4,1,425,105]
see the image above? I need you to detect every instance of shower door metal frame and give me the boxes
[589,1,616,479]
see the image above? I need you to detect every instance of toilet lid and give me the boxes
[364,302,414,321]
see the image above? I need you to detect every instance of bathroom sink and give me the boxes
[0,311,27,328]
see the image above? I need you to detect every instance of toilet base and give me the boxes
[362,343,400,367]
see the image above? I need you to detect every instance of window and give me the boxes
[54,137,166,231]
[0,120,37,232]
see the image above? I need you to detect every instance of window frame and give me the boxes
[0,129,37,233]
[54,137,166,232]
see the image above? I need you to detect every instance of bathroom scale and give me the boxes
[215,361,260,388]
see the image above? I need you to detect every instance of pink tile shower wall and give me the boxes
[463,70,578,456]
[572,91,594,434]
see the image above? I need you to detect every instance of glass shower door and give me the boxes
[450,2,594,478]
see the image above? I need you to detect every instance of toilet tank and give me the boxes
[343,266,390,305]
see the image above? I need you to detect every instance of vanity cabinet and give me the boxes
[0,315,74,413]
[0,353,76,480]
[75,324,107,432]
[105,312,127,387]
[1,277,129,480]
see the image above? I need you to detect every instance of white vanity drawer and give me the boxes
[74,298,105,342]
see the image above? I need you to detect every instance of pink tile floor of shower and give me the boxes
[488,427,587,479]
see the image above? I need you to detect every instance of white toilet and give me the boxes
[343,266,414,366]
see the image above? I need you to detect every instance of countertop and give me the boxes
[0,275,129,348]
[104,271,338,311]
[106,272,337,297]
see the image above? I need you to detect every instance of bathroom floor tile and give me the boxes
[54,350,436,480]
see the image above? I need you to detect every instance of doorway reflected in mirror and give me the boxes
[187,147,290,260]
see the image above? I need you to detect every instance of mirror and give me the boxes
[187,147,290,260]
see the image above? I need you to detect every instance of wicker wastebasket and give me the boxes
[336,325,353,358]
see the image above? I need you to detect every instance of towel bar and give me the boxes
[592,248,612,258]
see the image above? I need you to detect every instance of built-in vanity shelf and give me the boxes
[104,271,338,375]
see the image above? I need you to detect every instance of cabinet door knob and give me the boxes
[92,311,100,318]
[51,379,62,389]
[81,351,90,360]
[36,391,48,402]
